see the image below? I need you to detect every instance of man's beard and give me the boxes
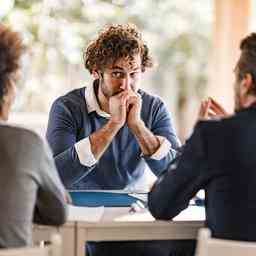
[99,79,122,99]
[101,86,122,98]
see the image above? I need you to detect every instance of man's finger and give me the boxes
[202,100,211,118]
[209,97,228,115]
[209,102,225,114]
[198,101,208,119]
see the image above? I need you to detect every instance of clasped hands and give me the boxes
[109,90,143,130]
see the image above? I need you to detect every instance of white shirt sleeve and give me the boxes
[74,137,97,167]
[149,136,173,160]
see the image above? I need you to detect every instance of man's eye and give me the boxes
[130,72,141,79]
[131,72,139,77]
[112,72,124,78]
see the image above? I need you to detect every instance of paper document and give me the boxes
[67,205,104,222]
[114,209,154,222]
[173,206,205,221]
[128,193,148,202]
[114,206,205,222]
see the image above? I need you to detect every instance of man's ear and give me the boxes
[92,70,99,79]
[241,73,253,94]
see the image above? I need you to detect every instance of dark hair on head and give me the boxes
[83,23,153,74]
[237,33,256,92]
[0,23,24,105]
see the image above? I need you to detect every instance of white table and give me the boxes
[33,206,205,256]
[76,206,205,256]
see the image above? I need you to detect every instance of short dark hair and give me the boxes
[83,23,153,74]
[0,24,24,106]
[237,33,256,90]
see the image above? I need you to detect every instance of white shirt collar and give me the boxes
[84,82,111,119]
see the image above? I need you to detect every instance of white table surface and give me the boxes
[75,206,205,256]
[34,205,205,256]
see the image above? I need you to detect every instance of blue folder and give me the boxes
[69,190,148,207]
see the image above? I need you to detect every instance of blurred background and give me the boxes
[0,0,255,142]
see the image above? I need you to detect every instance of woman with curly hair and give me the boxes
[0,24,67,248]
[47,23,185,256]
[0,24,22,121]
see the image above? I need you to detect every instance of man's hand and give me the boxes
[65,191,72,204]
[90,91,131,160]
[126,91,142,130]
[109,91,130,128]
[198,97,229,120]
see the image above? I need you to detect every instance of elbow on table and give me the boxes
[148,192,189,221]
[58,204,68,225]
[148,200,182,221]
[148,192,174,220]
[49,205,68,226]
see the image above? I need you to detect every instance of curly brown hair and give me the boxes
[84,23,153,74]
[0,23,24,105]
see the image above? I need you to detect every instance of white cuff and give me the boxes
[150,136,172,160]
[75,137,97,167]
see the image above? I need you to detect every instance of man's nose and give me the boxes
[120,76,132,91]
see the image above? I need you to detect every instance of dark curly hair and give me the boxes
[237,33,256,93]
[84,23,153,74]
[0,24,24,107]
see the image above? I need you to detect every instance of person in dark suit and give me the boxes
[148,32,256,253]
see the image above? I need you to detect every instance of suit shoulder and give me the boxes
[195,114,247,145]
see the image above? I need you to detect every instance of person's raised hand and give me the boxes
[198,97,229,120]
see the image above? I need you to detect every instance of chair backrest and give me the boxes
[195,228,256,256]
[0,234,61,256]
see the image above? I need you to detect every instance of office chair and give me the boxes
[196,228,256,256]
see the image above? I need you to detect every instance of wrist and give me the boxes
[108,118,124,130]
[129,120,145,133]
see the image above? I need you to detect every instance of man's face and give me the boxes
[99,54,142,99]
[233,63,254,111]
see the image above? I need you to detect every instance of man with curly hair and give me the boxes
[46,23,184,256]
[47,23,180,192]
[0,23,67,248]
[149,32,256,248]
